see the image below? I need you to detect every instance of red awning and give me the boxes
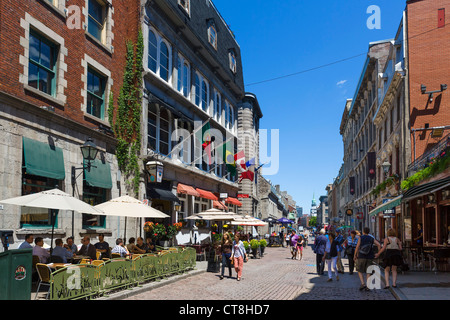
[196,188,218,201]
[213,200,227,210]
[177,183,200,197]
[225,197,242,207]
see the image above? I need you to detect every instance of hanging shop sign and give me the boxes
[146,161,163,183]
[345,209,353,216]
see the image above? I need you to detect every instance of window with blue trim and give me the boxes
[88,0,105,42]
[87,67,106,119]
[28,30,57,96]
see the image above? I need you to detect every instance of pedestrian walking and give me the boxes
[285,232,290,250]
[375,228,403,289]
[290,230,299,259]
[335,229,345,274]
[354,227,381,291]
[219,232,233,280]
[313,229,327,275]
[231,234,247,281]
[343,230,359,275]
[323,232,339,282]
[297,235,304,260]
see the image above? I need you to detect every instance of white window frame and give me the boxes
[213,89,221,123]
[229,51,237,73]
[177,54,190,99]
[208,23,217,50]
[178,0,190,15]
[193,71,209,114]
[147,104,172,156]
[144,25,173,85]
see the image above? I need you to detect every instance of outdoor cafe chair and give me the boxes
[80,259,91,264]
[35,263,52,300]
[92,260,104,266]
[49,255,64,263]
[111,253,121,259]
[96,251,101,260]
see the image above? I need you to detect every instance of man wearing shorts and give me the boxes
[354,227,381,291]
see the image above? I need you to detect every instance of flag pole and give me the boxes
[159,118,211,160]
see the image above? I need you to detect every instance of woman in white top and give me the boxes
[375,228,403,289]
[231,234,247,281]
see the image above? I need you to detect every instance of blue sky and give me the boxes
[213,0,407,213]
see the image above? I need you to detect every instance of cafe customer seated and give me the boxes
[76,236,97,260]
[52,238,73,263]
[127,237,146,254]
[111,238,129,257]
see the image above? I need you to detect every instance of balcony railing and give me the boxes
[408,132,450,174]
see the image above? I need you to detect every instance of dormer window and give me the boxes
[229,50,237,73]
[178,0,190,15]
[207,21,217,49]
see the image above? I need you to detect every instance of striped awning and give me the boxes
[369,195,402,217]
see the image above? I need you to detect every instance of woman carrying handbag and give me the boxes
[231,234,247,281]
[344,230,359,275]
[375,228,403,289]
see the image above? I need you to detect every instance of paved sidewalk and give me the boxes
[381,269,450,300]
[115,246,395,300]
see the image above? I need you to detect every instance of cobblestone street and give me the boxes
[124,245,396,300]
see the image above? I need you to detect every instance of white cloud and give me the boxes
[336,80,347,87]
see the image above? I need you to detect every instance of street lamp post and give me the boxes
[71,137,99,237]
[382,160,391,178]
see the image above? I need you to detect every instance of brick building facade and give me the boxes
[0,0,139,248]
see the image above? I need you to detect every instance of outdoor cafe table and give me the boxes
[47,263,72,270]
[71,255,91,263]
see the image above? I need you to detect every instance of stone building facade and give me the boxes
[0,0,140,249]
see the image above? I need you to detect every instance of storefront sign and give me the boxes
[383,207,395,218]
[219,193,228,199]
[237,194,249,198]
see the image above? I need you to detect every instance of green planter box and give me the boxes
[0,249,32,300]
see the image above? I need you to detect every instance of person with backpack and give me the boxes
[354,227,381,291]
[335,229,345,274]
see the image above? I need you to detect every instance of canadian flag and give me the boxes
[234,150,246,171]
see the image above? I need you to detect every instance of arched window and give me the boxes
[224,100,229,129]
[194,74,201,106]
[201,80,208,112]
[208,24,217,49]
[148,31,157,73]
[229,106,234,131]
[182,63,189,97]
[159,41,169,82]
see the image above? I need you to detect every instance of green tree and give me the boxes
[308,216,317,227]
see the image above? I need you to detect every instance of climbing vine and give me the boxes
[108,29,144,196]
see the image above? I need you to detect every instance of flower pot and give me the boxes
[251,248,258,258]
[260,246,265,256]
[159,240,170,248]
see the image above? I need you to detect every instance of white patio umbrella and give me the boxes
[230,215,268,226]
[93,195,170,218]
[184,208,238,221]
[0,188,104,252]
[94,195,170,242]
[0,188,104,214]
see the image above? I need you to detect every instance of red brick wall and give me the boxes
[0,0,140,128]
[407,0,450,161]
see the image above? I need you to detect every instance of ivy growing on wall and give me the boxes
[108,30,144,196]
